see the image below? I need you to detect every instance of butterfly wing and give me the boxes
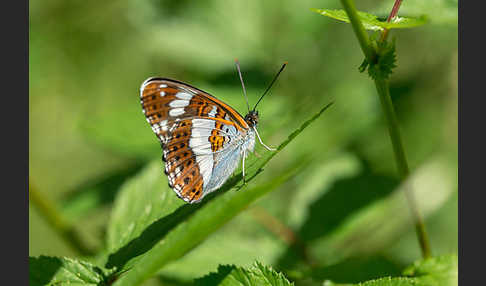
[140,77,251,203]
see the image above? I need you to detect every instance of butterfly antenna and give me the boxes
[253,61,287,111]
[235,59,251,113]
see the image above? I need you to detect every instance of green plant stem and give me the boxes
[29,181,95,256]
[374,79,431,258]
[340,0,376,64]
[339,0,431,258]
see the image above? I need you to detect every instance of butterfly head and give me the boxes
[244,110,259,128]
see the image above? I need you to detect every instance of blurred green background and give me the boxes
[29,0,457,284]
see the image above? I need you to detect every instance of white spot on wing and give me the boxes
[169,108,185,117]
[160,91,166,97]
[169,99,190,108]
[189,118,215,187]
[175,92,193,100]
[192,118,214,129]
[159,84,167,88]
[190,119,214,153]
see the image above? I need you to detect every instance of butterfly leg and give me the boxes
[254,127,276,151]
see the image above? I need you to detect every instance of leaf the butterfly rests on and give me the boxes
[140,78,263,203]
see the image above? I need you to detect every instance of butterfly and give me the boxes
[139,60,286,203]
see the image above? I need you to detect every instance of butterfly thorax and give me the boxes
[244,110,259,128]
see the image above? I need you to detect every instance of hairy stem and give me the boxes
[340,0,431,258]
[29,180,95,256]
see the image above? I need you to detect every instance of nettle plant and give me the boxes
[29,1,457,285]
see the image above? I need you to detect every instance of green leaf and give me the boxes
[354,254,457,286]
[367,39,397,80]
[358,59,369,73]
[315,254,457,286]
[194,261,294,286]
[29,256,115,286]
[110,102,333,286]
[311,9,427,31]
[355,277,418,286]
[402,254,458,286]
